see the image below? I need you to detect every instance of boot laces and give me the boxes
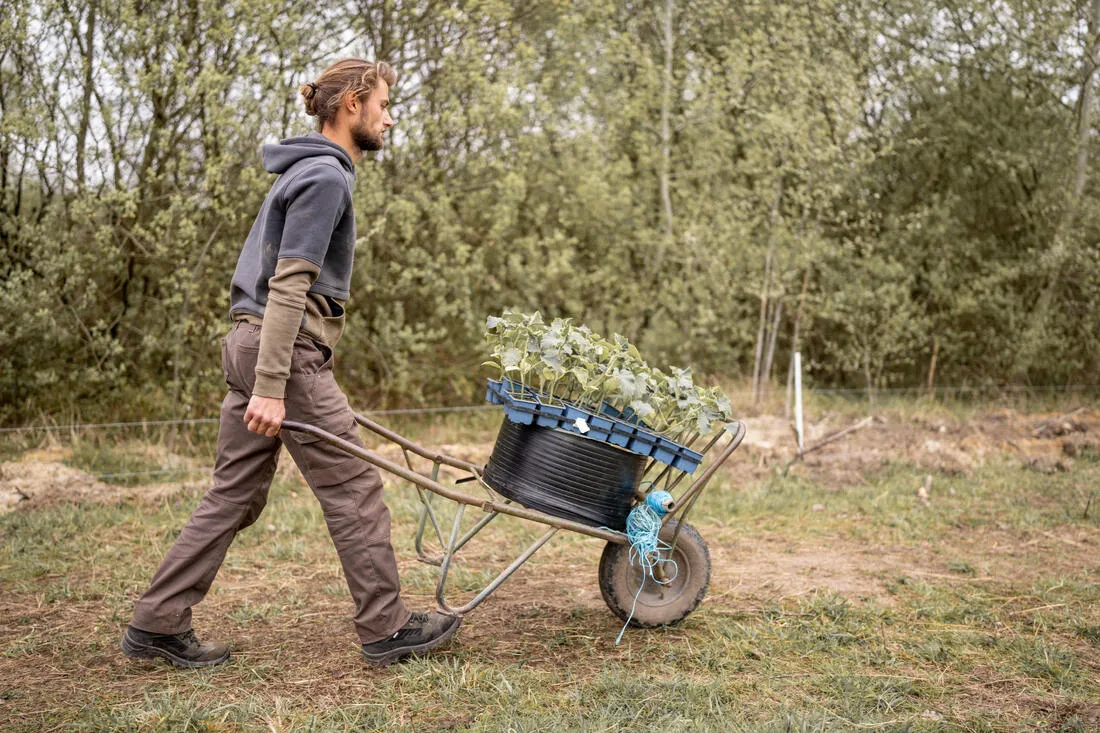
[391,612,432,640]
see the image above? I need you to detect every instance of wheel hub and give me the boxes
[624,546,691,608]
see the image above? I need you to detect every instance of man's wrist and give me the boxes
[252,373,288,399]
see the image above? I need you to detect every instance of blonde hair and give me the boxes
[299,58,397,131]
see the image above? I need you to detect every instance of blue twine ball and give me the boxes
[616,490,679,644]
[644,490,674,517]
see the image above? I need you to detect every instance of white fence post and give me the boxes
[794,351,804,454]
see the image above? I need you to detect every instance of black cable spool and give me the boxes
[483,417,646,532]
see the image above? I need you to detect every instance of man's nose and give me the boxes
[383,111,394,128]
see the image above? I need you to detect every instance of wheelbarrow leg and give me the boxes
[417,493,504,567]
[414,486,447,565]
[436,502,558,615]
[412,461,453,565]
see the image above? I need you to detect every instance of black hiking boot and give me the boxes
[361,611,461,666]
[121,625,230,669]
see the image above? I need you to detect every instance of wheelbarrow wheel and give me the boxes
[597,519,710,628]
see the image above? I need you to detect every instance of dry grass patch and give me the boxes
[1,408,1098,731]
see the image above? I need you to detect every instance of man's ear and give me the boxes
[343,91,359,115]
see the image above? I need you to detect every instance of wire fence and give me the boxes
[0,404,499,435]
[90,467,214,481]
[0,405,501,485]
[1,383,1095,485]
[2,384,1096,435]
[0,418,220,434]
[792,384,1100,395]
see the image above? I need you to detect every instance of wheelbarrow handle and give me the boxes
[352,412,483,476]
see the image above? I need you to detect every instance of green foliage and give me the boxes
[483,310,734,439]
[2,0,1099,422]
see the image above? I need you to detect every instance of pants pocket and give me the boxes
[287,412,372,497]
[289,335,328,375]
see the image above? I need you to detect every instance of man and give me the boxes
[121,58,460,668]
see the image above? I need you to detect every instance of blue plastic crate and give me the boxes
[485,379,704,473]
[607,427,632,448]
[535,403,566,428]
[600,402,648,428]
[503,404,535,425]
[652,444,678,466]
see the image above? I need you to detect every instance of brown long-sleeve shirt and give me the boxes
[233,257,346,398]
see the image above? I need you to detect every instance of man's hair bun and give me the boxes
[298,82,319,116]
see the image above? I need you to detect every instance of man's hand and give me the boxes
[244,395,285,437]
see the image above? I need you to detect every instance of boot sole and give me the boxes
[121,630,230,669]
[362,615,461,667]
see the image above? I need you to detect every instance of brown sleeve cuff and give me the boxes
[252,372,289,399]
[253,258,322,397]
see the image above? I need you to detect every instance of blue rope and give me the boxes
[615,490,678,644]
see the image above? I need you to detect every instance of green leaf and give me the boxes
[501,348,522,371]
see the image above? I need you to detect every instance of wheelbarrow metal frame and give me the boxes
[280,413,746,617]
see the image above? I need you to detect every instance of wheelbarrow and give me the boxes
[282,412,746,629]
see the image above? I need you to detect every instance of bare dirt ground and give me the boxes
[736,406,1099,482]
[4,406,1096,604]
[1,406,1098,729]
[0,443,207,513]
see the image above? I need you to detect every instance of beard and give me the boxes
[352,120,384,152]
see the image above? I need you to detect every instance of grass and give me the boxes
[1,407,1098,731]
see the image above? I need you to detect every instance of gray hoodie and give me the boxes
[229,133,357,320]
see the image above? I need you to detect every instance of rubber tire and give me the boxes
[598,519,710,628]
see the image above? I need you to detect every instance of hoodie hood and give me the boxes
[262,132,355,176]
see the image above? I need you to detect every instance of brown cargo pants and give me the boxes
[131,322,411,644]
